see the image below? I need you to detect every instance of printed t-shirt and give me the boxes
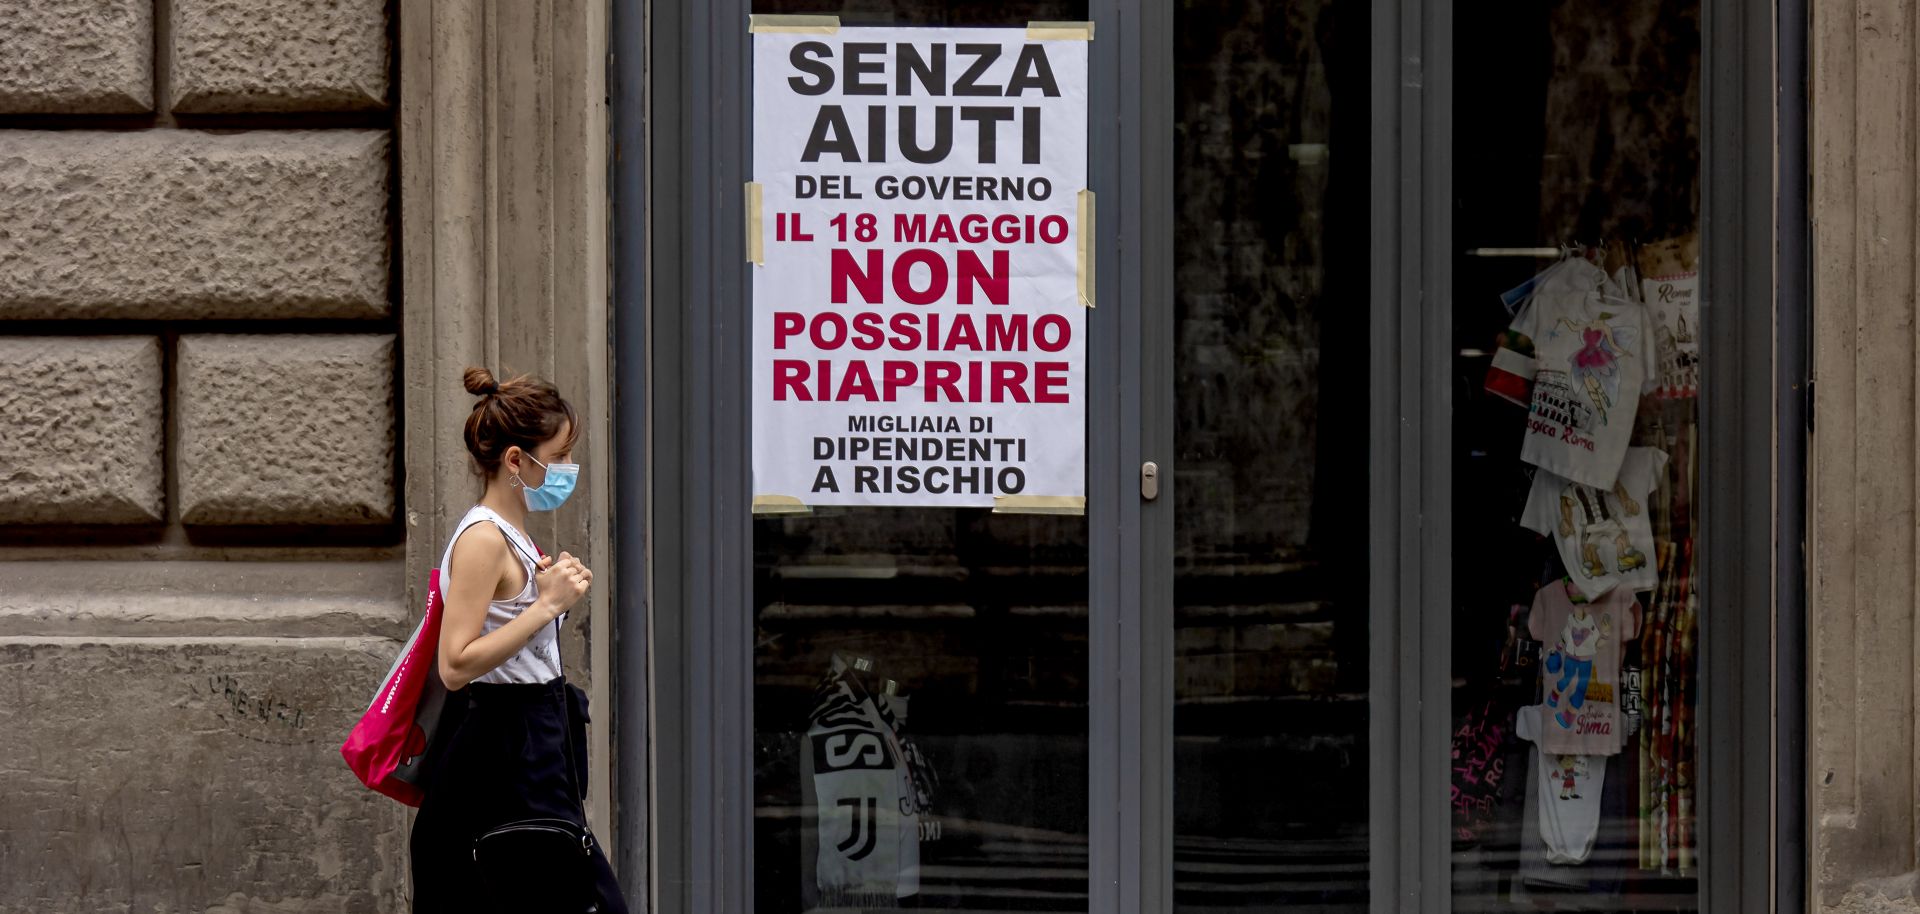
[1530,582,1640,756]
[1486,259,1652,488]
[1521,447,1670,599]
[1517,705,1606,865]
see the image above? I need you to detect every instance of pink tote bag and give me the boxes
[341,570,449,806]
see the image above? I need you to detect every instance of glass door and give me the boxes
[747,3,1096,912]
[1146,0,1758,911]
[1139,0,1774,910]
[1167,1,1372,910]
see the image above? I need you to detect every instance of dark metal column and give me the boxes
[611,0,651,906]
[1083,1,1175,913]
[1701,0,1780,910]
[617,0,754,911]
[1775,0,1812,908]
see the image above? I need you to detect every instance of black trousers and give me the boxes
[410,679,628,914]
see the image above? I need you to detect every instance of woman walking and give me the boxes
[409,367,626,913]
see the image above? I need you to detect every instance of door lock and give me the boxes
[1141,461,1159,501]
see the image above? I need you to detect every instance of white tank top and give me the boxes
[439,505,563,685]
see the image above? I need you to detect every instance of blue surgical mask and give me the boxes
[520,455,579,512]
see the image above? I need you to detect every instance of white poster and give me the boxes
[751,26,1090,508]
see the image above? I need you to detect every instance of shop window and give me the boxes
[1449,2,1702,910]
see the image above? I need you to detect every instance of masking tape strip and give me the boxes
[752,494,811,515]
[992,495,1087,516]
[1027,20,1095,40]
[749,14,841,34]
[1076,189,1095,308]
[745,182,764,266]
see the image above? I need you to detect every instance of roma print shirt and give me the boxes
[1530,582,1640,756]
[1487,258,1652,489]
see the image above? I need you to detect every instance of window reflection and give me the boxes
[755,509,1090,912]
[1172,0,1372,909]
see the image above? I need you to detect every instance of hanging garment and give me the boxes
[1517,705,1606,866]
[800,654,925,907]
[1486,258,1653,489]
[1531,582,1641,756]
[1521,447,1669,599]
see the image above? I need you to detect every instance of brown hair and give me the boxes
[461,367,580,478]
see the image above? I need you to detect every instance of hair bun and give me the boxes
[463,366,501,396]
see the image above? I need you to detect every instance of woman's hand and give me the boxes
[533,551,593,620]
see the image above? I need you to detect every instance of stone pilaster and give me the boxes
[1811,0,1920,909]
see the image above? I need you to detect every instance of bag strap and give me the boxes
[486,519,562,622]
[554,679,589,836]
[488,517,543,566]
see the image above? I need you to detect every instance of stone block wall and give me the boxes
[0,130,391,319]
[0,336,165,523]
[177,334,397,525]
[0,3,406,912]
[0,0,153,113]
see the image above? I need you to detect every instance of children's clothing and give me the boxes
[1531,582,1640,755]
[1518,705,1606,865]
[1522,447,1669,599]
[1486,259,1652,488]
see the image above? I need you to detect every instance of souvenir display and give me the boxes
[1452,236,1702,909]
